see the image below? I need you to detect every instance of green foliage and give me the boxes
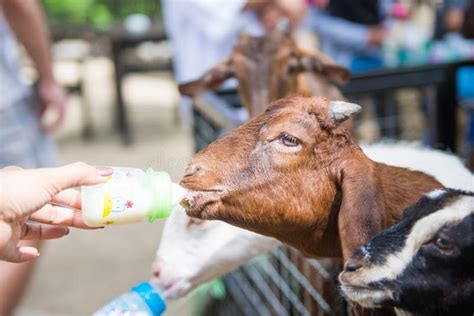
[113,0,162,20]
[89,3,114,30]
[43,0,162,30]
[43,0,94,25]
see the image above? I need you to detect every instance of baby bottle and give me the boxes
[94,281,166,316]
[81,167,186,227]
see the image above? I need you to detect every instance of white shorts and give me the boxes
[0,92,58,168]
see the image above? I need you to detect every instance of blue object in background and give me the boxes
[457,66,474,100]
[94,282,166,316]
[350,56,384,73]
[457,66,474,152]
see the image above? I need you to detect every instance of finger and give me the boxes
[51,188,82,209]
[39,99,47,118]
[21,222,69,240]
[44,103,66,133]
[39,102,50,132]
[37,162,113,193]
[30,204,93,229]
[4,246,40,263]
[55,101,67,128]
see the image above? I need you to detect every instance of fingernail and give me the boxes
[21,247,40,257]
[64,228,70,235]
[96,166,114,177]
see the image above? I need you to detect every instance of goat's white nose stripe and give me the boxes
[426,189,446,199]
[359,195,474,284]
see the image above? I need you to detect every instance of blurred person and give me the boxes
[0,0,68,314]
[305,0,392,70]
[162,0,307,124]
[432,0,473,170]
[462,0,474,38]
[434,0,469,38]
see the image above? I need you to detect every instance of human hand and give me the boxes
[313,0,329,9]
[259,4,287,31]
[0,163,113,263]
[37,79,68,132]
[274,0,308,29]
[367,26,385,47]
[256,0,308,32]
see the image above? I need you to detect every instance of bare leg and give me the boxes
[0,240,40,316]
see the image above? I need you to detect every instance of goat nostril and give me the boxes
[344,261,362,272]
[183,164,203,177]
[152,265,161,278]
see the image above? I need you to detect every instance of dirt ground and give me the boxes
[13,58,199,315]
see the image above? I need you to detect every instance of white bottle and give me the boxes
[81,167,186,227]
[94,281,166,316]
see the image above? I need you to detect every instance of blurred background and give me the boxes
[0,0,473,315]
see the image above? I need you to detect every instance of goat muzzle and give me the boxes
[180,190,223,219]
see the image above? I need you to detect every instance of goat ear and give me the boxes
[298,50,350,85]
[337,159,385,260]
[178,59,234,97]
[328,101,361,124]
[321,64,350,85]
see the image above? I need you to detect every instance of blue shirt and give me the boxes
[304,1,392,67]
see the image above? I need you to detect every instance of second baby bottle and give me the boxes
[81,167,186,227]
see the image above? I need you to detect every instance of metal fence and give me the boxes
[205,248,346,316]
[191,91,348,316]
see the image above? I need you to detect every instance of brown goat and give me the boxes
[178,31,349,117]
[180,96,443,260]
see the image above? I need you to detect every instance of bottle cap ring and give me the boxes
[131,282,166,315]
[146,169,172,222]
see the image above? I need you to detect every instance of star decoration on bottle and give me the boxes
[126,200,134,208]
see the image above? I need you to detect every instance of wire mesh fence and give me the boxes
[202,247,346,316]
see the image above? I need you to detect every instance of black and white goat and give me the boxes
[339,189,474,316]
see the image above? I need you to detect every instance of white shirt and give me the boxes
[0,13,28,109]
[162,0,265,85]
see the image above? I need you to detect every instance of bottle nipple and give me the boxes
[171,182,187,206]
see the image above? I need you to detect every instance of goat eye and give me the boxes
[280,134,300,147]
[287,58,299,75]
[434,236,453,251]
[288,64,298,75]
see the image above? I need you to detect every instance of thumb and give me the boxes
[41,162,113,193]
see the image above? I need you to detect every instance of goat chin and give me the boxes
[340,284,392,309]
[393,308,415,316]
